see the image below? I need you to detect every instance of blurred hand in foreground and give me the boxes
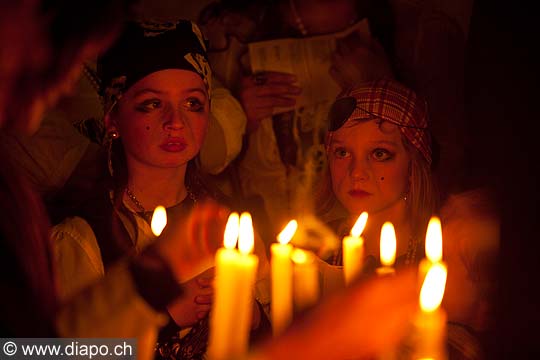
[252,269,417,360]
[153,200,229,283]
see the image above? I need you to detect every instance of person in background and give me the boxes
[198,0,395,242]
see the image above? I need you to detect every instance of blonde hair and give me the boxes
[315,130,439,238]
[403,138,439,238]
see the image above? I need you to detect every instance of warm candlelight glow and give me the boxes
[380,222,396,266]
[224,212,240,249]
[277,220,297,245]
[238,212,254,254]
[291,248,309,264]
[151,205,167,236]
[209,211,259,359]
[351,212,368,238]
[420,262,447,312]
[425,216,443,262]
[291,248,319,311]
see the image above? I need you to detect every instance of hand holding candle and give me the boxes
[376,222,396,276]
[343,212,368,285]
[271,220,297,336]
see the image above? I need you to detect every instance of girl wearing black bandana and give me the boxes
[51,20,271,360]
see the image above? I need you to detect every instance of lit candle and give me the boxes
[418,216,444,290]
[291,248,319,312]
[412,262,448,360]
[150,205,167,236]
[208,212,259,360]
[376,222,396,276]
[271,220,297,336]
[343,212,368,285]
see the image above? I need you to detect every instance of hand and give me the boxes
[168,268,214,327]
[153,200,228,283]
[330,35,394,90]
[237,71,301,133]
[254,270,417,360]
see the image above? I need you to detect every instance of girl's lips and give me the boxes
[348,189,372,197]
[160,138,187,152]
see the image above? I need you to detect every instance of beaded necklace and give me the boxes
[125,187,197,222]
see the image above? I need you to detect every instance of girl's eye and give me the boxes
[137,99,161,112]
[334,147,351,159]
[371,148,394,161]
[185,97,204,112]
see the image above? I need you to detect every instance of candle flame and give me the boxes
[425,216,443,262]
[277,220,297,245]
[151,206,167,236]
[238,212,254,254]
[420,262,447,312]
[351,212,368,238]
[291,249,312,264]
[380,222,396,266]
[224,212,240,249]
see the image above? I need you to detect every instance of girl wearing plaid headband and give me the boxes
[317,78,438,271]
[51,20,270,359]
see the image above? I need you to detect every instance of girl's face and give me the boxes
[328,119,411,215]
[108,69,209,170]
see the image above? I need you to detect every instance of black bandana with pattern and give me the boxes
[98,19,212,116]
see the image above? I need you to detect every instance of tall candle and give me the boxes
[418,216,444,290]
[291,248,319,312]
[376,222,396,276]
[412,262,448,360]
[343,212,368,285]
[208,212,259,360]
[150,205,167,236]
[271,220,297,336]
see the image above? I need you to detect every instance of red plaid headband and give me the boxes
[326,78,432,164]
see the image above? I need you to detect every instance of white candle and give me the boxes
[343,212,368,285]
[271,220,297,336]
[291,248,319,313]
[418,216,446,290]
[376,222,396,276]
[150,205,167,236]
[412,262,448,360]
[208,212,259,360]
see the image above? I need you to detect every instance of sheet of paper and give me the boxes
[248,19,371,114]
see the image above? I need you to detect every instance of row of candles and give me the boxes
[150,207,448,360]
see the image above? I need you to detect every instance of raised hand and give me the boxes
[237,71,301,133]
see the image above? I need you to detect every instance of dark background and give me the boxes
[465,0,540,357]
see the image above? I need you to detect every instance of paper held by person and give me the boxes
[248,19,371,115]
